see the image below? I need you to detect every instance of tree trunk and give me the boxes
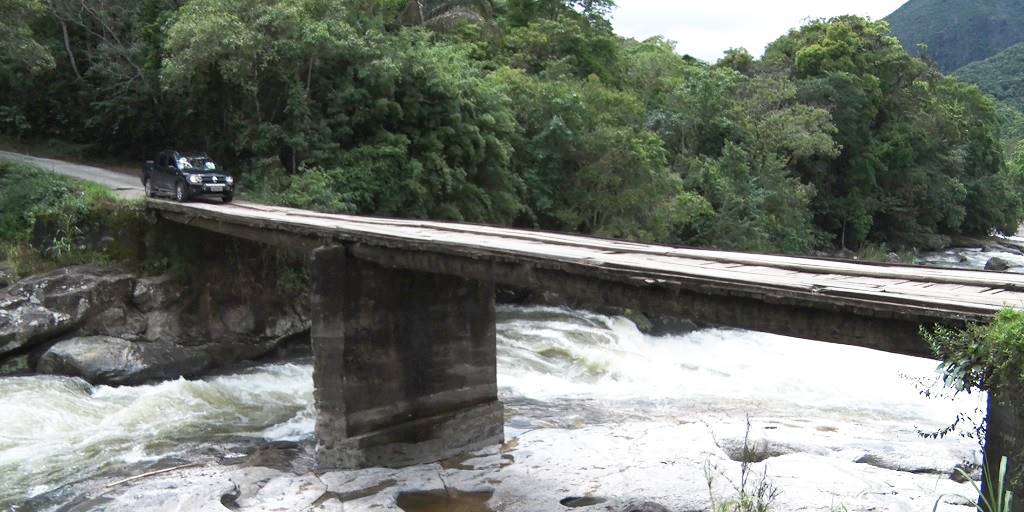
[58,19,82,79]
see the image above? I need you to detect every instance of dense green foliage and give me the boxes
[0,1,1020,253]
[763,17,1022,248]
[957,43,1024,112]
[0,160,140,274]
[0,161,116,243]
[884,0,1024,72]
[925,310,1024,490]
[927,309,1024,396]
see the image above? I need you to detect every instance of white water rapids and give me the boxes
[0,305,986,510]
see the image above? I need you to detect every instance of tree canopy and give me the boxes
[0,2,1019,253]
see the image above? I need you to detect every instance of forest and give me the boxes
[1,0,1022,255]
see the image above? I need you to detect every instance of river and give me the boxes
[0,301,988,511]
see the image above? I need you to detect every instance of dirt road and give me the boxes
[0,150,144,198]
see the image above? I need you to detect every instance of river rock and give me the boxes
[143,310,184,343]
[985,256,1011,271]
[0,261,310,382]
[222,305,256,335]
[87,465,239,512]
[644,315,700,337]
[0,266,134,358]
[620,501,671,512]
[234,473,326,509]
[853,449,961,476]
[132,274,181,313]
[0,354,30,376]
[37,335,211,385]
[82,304,147,338]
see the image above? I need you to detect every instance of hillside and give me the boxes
[956,42,1024,111]
[884,0,1024,72]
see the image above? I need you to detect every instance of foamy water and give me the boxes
[496,306,981,424]
[0,363,313,508]
[0,306,985,509]
[918,247,1024,270]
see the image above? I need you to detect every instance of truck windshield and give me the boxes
[178,156,217,172]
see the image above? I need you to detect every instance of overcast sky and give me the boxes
[611,1,910,63]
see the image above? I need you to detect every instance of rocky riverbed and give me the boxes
[1,303,987,511]
[0,265,309,383]
[917,234,1024,272]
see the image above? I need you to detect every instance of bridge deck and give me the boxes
[150,199,1024,352]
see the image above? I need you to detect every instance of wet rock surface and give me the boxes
[0,353,29,376]
[37,335,211,385]
[56,421,982,512]
[0,265,133,358]
[0,264,310,384]
[985,256,1012,271]
[132,274,181,313]
[619,501,671,512]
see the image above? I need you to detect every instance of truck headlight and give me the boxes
[187,174,202,185]
[226,176,234,185]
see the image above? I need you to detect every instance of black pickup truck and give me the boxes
[142,150,234,203]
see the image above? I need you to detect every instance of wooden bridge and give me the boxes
[148,198,1024,469]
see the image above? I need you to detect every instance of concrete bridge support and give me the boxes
[310,245,504,469]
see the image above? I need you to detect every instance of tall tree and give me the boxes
[0,0,52,74]
[399,0,495,31]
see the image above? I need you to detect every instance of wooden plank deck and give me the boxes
[149,199,1024,340]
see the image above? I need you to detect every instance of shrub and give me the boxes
[924,309,1024,492]
[0,161,140,274]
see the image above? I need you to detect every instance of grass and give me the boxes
[705,417,782,512]
[0,160,142,275]
[850,242,917,264]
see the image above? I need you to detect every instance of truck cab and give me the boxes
[142,150,234,203]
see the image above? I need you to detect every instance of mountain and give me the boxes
[884,0,1024,72]
[953,42,1024,150]
[955,42,1024,111]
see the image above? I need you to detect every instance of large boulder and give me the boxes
[37,335,211,385]
[0,262,311,383]
[985,256,1012,271]
[0,266,133,358]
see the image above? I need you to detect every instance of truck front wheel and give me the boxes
[175,181,189,202]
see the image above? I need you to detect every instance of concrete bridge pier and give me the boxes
[310,245,504,469]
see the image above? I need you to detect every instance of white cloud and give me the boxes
[611,0,910,62]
